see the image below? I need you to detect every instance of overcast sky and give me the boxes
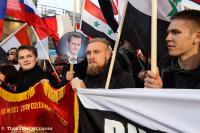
[37,0,83,13]
[37,0,200,13]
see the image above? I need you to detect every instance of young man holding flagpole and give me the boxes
[144,10,200,89]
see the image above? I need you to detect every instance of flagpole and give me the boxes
[0,23,28,46]
[31,26,61,82]
[105,0,129,89]
[73,0,77,31]
[70,0,77,73]
[151,0,158,74]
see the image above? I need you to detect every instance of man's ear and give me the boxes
[106,51,112,60]
[194,29,200,44]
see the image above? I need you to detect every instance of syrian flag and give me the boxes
[81,0,116,43]
[77,88,200,133]
[120,0,183,62]
[98,0,118,32]
[1,25,30,52]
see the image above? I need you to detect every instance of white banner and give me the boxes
[77,88,200,133]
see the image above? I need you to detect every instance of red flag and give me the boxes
[6,0,53,40]
[0,82,76,133]
[1,25,30,52]
[15,25,30,45]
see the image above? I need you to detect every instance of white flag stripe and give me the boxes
[56,14,73,38]
[1,36,21,52]
[24,0,42,17]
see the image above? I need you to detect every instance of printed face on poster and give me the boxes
[57,31,88,64]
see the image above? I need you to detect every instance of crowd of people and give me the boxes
[0,9,200,93]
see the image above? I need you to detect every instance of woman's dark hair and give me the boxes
[0,64,19,85]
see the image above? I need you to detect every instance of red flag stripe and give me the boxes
[111,0,118,15]
[15,25,30,45]
[84,0,107,23]
[191,0,200,4]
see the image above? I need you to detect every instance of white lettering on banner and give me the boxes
[104,119,125,133]
[127,123,137,133]
[104,119,147,133]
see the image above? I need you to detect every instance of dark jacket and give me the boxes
[118,47,144,87]
[16,65,58,93]
[84,60,135,89]
[161,58,200,89]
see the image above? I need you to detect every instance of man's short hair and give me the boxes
[17,46,38,58]
[88,38,112,51]
[67,32,82,43]
[171,10,200,28]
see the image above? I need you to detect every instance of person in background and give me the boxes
[7,47,20,69]
[0,47,8,65]
[144,10,200,89]
[7,47,17,64]
[0,64,19,92]
[15,46,58,93]
[118,41,144,88]
[52,56,66,83]
[67,38,135,90]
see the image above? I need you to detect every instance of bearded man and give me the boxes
[66,38,135,89]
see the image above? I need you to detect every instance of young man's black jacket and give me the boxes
[15,65,58,93]
[84,60,136,89]
[161,58,200,89]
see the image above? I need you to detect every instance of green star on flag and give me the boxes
[94,21,100,28]
[108,29,113,36]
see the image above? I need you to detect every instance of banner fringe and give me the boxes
[43,82,65,103]
[0,84,36,102]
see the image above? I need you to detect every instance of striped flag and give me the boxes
[1,25,30,52]
[6,0,55,40]
[81,0,116,43]
[120,0,183,62]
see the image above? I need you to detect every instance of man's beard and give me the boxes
[87,63,101,75]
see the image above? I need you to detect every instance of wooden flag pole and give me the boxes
[70,0,77,73]
[151,0,158,74]
[79,0,86,29]
[105,0,129,89]
[31,26,61,82]
[0,23,28,46]
[73,0,77,31]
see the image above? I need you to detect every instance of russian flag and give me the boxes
[6,0,42,27]
[0,0,7,39]
[6,0,52,40]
